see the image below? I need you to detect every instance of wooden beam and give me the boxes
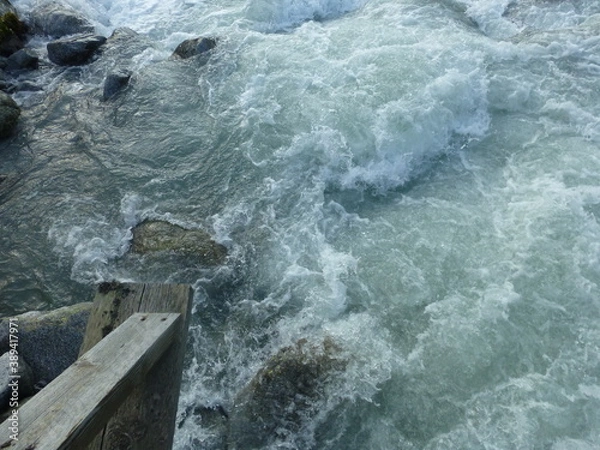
[0,313,181,450]
[80,282,193,450]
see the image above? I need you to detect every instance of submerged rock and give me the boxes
[47,34,106,66]
[6,48,38,71]
[102,69,131,100]
[228,338,346,449]
[29,1,94,38]
[172,36,217,60]
[0,90,19,137]
[0,0,26,57]
[103,27,155,61]
[0,302,92,387]
[130,220,227,265]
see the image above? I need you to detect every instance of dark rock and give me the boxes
[102,69,131,100]
[29,1,94,38]
[0,351,35,411]
[172,36,217,60]
[0,90,19,138]
[228,337,346,449]
[7,48,38,71]
[0,0,26,57]
[130,220,227,265]
[47,34,106,66]
[0,302,93,386]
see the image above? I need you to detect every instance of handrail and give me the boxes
[0,313,181,450]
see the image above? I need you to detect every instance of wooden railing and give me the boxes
[1,283,192,450]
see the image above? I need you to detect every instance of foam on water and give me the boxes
[4,0,600,448]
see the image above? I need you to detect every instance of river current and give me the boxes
[2,0,600,448]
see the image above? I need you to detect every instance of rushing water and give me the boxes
[2,0,600,448]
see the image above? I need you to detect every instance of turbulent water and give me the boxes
[2,0,600,448]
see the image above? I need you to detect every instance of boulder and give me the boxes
[29,1,94,38]
[172,36,217,60]
[102,68,131,100]
[47,34,106,66]
[130,220,227,265]
[0,351,35,409]
[0,0,26,57]
[228,338,346,449]
[0,90,19,137]
[6,48,38,71]
[0,302,93,387]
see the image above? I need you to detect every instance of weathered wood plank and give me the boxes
[81,282,193,450]
[0,313,181,450]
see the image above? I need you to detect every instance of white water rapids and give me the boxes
[2,0,600,448]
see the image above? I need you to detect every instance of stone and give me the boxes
[0,90,19,138]
[29,1,94,38]
[103,27,154,61]
[47,34,106,66]
[0,302,93,387]
[228,337,346,449]
[7,48,38,71]
[172,36,217,60]
[0,351,35,410]
[102,69,131,100]
[130,220,227,265]
[0,0,26,57]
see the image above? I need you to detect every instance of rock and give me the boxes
[47,34,106,66]
[0,351,35,410]
[0,67,8,90]
[7,48,38,71]
[103,27,154,61]
[0,90,19,137]
[29,1,94,38]
[130,220,227,265]
[228,338,346,449]
[0,302,93,387]
[172,36,217,60]
[0,0,26,57]
[102,68,131,100]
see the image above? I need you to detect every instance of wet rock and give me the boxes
[0,0,26,57]
[130,220,227,265]
[0,68,8,90]
[47,34,106,66]
[102,68,131,100]
[29,1,94,38]
[0,302,93,387]
[103,27,154,61]
[0,351,34,410]
[172,36,217,60]
[228,338,346,449]
[6,48,38,71]
[0,90,19,137]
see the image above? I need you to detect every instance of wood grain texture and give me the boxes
[0,313,181,450]
[80,283,193,450]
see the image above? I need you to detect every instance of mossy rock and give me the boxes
[228,337,347,449]
[0,6,26,56]
[130,220,227,265]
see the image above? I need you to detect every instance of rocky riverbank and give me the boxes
[1,0,228,420]
[1,2,352,447]
[0,0,219,137]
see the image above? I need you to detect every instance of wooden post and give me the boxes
[80,282,193,450]
[0,313,181,450]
